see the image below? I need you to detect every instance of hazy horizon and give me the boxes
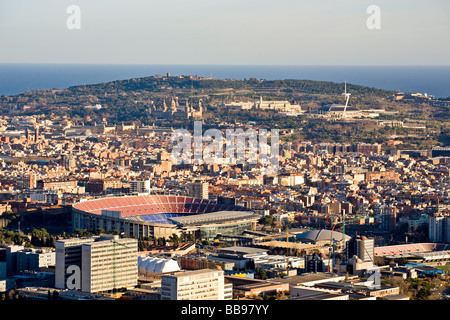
[1,0,449,66]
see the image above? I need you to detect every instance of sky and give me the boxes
[0,0,449,65]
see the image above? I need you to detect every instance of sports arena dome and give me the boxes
[297,229,351,243]
[72,194,258,240]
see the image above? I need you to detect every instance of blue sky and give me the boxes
[0,0,449,65]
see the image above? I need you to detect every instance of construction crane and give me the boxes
[327,213,370,272]
[112,238,133,292]
[327,212,384,273]
[331,212,369,243]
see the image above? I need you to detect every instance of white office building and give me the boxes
[81,235,138,293]
[55,235,138,293]
[55,237,95,290]
[16,249,55,273]
[161,269,229,300]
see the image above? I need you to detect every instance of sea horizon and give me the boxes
[1,63,449,99]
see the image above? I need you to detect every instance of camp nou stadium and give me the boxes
[72,194,259,240]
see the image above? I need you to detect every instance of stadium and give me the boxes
[72,194,259,240]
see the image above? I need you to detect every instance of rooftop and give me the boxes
[216,246,268,256]
[169,210,258,226]
[275,273,346,286]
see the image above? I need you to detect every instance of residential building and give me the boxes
[429,215,450,243]
[129,179,151,194]
[189,181,209,199]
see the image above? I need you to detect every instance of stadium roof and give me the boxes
[318,104,360,112]
[73,195,252,217]
[297,229,351,243]
[374,243,450,257]
[168,211,258,226]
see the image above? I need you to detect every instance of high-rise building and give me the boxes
[129,179,151,194]
[55,237,95,290]
[189,181,209,200]
[81,235,138,293]
[429,215,450,243]
[305,253,324,273]
[34,126,39,142]
[62,154,76,169]
[20,173,37,189]
[5,246,24,277]
[346,235,375,263]
[380,205,398,232]
[161,269,228,300]
[55,235,138,293]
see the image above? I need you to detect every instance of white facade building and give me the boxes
[56,235,138,293]
[161,269,228,300]
[129,179,151,194]
[81,235,138,293]
[16,249,55,273]
[55,238,95,290]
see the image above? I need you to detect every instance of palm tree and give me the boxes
[169,234,180,247]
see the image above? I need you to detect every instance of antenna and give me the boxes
[342,80,351,118]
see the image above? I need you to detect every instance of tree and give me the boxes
[138,239,147,251]
[416,282,431,300]
[169,234,180,247]
[95,228,105,235]
[181,232,195,242]
[156,237,167,246]
[259,215,273,227]
[52,290,59,301]
[256,268,268,280]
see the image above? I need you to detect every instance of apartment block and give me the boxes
[189,181,209,200]
[55,237,95,290]
[55,235,138,293]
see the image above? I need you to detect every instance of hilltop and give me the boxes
[0,75,447,147]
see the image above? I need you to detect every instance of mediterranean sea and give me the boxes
[0,64,449,98]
